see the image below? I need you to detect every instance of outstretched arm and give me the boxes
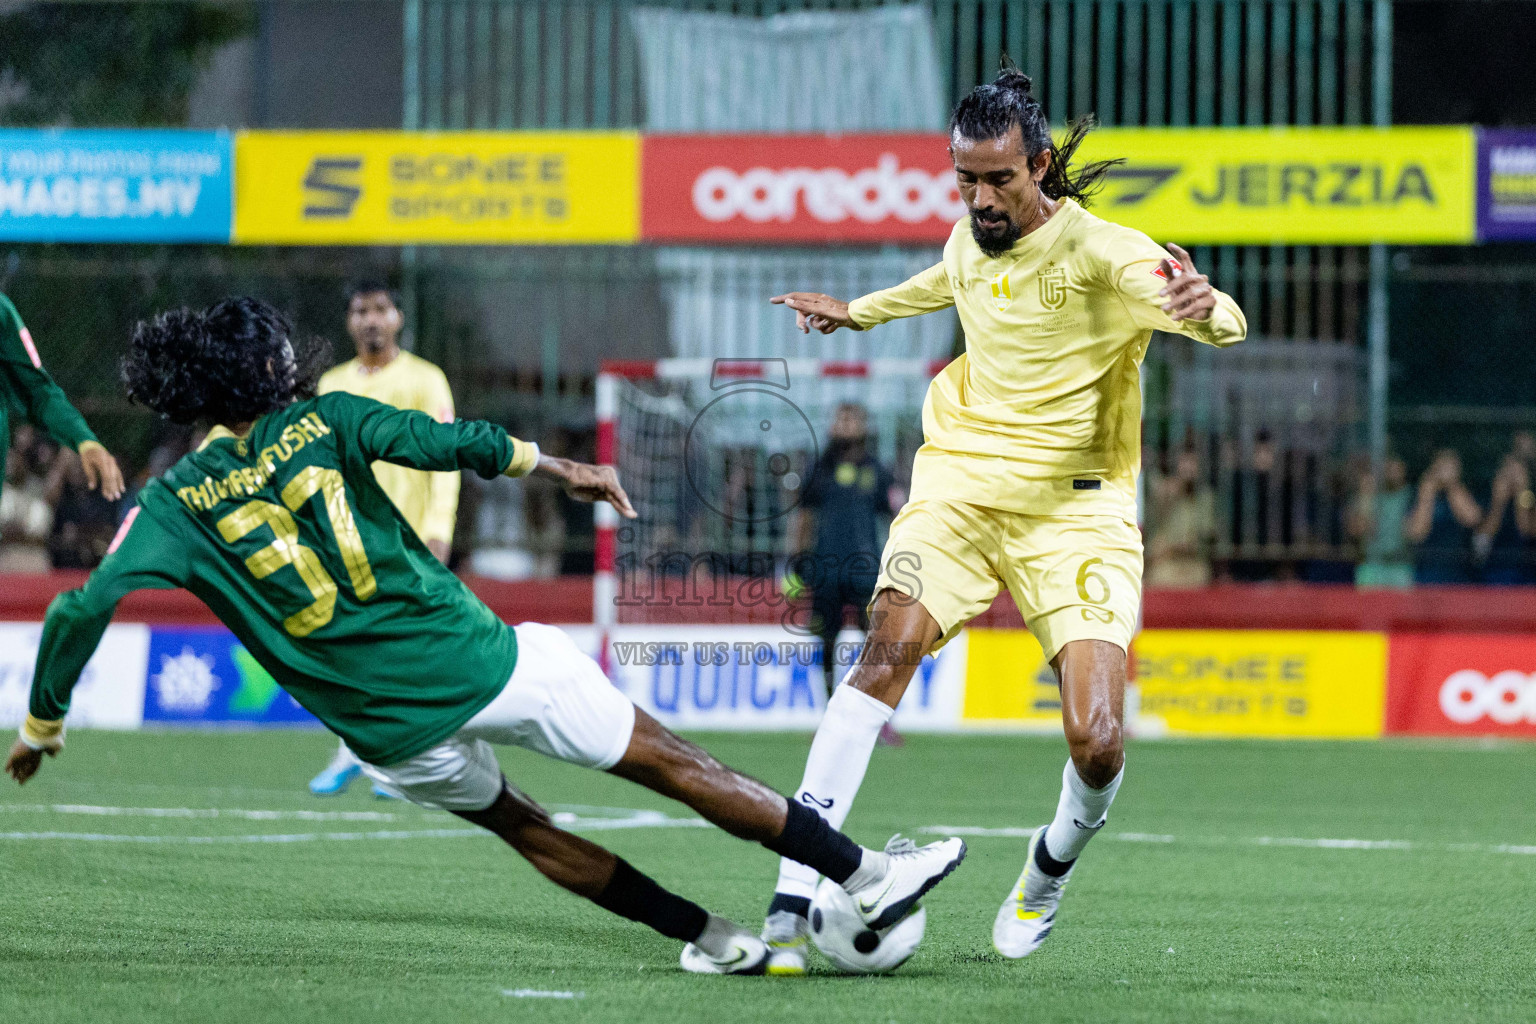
[0,296,124,500]
[350,398,635,519]
[6,506,190,784]
[771,261,954,335]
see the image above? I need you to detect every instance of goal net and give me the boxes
[596,358,942,628]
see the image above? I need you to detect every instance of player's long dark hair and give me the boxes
[122,296,331,426]
[949,60,1121,206]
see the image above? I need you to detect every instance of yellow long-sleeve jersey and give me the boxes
[849,199,1247,521]
[318,350,461,545]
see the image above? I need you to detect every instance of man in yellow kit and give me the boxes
[308,280,463,796]
[758,67,1247,971]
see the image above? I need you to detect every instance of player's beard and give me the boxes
[970,208,1023,257]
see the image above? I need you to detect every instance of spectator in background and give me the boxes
[1349,456,1414,589]
[787,403,902,744]
[1406,448,1482,584]
[1146,445,1216,588]
[1475,432,1535,584]
[1228,428,1294,581]
[0,425,56,572]
[47,447,120,569]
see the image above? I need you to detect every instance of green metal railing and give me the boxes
[403,0,1388,132]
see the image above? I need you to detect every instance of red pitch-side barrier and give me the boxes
[1,573,1532,633]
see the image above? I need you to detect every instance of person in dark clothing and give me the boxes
[1407,448,1482,584]
[788,404,902,742]
[1475,433,1535,584]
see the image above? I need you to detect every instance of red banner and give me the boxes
[641,134,961,243]
[1386,633,1536,737]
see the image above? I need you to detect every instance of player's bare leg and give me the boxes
[611,709,965,938]
[454,779,769,974]
[993,639,1127,958]
[761,588,943,972]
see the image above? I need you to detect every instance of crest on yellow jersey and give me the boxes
[988,271,1013,311]
[1039,265,1068,310]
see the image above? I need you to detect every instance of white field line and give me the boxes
[0,803,401,822]
[0,804,711,843]
[502,990,584,1000]
[919,825,1536,856]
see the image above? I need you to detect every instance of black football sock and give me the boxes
[767,892,812,919]
[1034,833,1075,878]
[763,798,863,885]
[593,858,709,943]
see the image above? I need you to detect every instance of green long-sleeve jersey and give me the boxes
[0,294,99,474]
[28,392,540,765]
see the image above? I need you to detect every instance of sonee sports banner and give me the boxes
[233,131,639,244]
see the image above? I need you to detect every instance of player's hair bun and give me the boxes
[994,69,1034,94]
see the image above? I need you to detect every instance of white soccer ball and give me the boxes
[808,876,927,974]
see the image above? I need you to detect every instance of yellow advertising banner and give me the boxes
[1075,127,1475,244]
[961,628,1064,731]
[1132,630,1387,738]
[234,131,638,244]
[961,628,1387,738]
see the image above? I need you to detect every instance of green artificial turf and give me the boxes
[3,729,1533,1023]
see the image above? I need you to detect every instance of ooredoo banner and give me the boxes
[1386,633,1536,737]
[641,134,963,243]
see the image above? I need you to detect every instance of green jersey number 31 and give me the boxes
[216,466,378,637]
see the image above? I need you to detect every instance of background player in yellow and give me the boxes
[308,280,462,796]
[759,68,1247,972]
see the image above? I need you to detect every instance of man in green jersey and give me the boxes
[0,293,124,504]
[5,297,965,974]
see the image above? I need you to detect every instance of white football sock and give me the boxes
[772,684,894,901]
[840,847,890,893]
[1042,757,1123,864]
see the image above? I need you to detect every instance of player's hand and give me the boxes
[770,293,864,334]
[78,441,125,501]
[537,457,638,518]
[5,738,55,786]
[426,539,452,563]
[1157,243,1216,323]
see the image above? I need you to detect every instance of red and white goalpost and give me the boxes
[594,358,945,652]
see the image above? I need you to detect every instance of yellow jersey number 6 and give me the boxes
[217,467,377,637]
[1075,557,1115,624]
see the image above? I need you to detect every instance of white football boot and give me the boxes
[992,826,1073,958]
[761,910,810,976]
[680,923,769,975]
[846,834,967,931]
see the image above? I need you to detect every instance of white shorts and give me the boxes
[358,623,636,811]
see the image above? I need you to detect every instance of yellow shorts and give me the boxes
[874,500,1143,661]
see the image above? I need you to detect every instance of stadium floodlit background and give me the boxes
[2,2,1534,1022]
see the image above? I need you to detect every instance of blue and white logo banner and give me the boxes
[143,627,319,726]
[0,130,231,242]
